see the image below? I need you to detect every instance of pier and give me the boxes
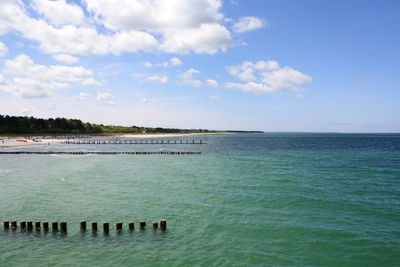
[59,139,206,145]
[0,151,201,155]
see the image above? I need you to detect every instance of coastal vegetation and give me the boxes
[0,115,210,135]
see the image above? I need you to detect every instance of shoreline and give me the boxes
[0,132,227,149]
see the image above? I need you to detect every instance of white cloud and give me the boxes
[134,73,168,83]
[179,68,203,87]
[206,79,219,88]
[225,60,311,94]
[144,57,183,68]
[96,92,116,106]
[0,0,232,55]
[209,95,221,100]
[161,23,232,54]
[170,57,183,66]
[0,54,99,98]
[0,41,8,57]
[52,54,79,64]
[227,60,279,82]
[32,0,86,26]
[20,108,31,115]
[4,54,100,85]
[75,92,91,101]
[297,94,305,100]
[141,98,156,103]
[85,0,223,31]
[0,77,69,98]
[233,16,266,33]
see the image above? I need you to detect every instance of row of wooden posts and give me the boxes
[2,220,166,233]
[0,151,201,155]
[60,139,206,145]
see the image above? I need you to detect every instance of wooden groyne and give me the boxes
[0,151,201,155]
[2,220,167,234]
[59,139,206,145]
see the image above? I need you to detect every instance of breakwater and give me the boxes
[0,151,201,155]
[3,220,167,234]
[60,139,206,144]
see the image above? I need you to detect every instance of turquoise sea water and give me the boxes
[0,133,399,266]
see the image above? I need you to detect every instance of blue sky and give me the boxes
[0,0,399,132]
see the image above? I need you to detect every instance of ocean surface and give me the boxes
[0,133,399,266]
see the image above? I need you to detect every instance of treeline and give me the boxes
[0,115,210,134]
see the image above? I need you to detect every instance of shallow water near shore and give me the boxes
[0,133,399,266]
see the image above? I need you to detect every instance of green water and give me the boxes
[0,134,399,266]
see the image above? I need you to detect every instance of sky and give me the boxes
[0,0,399,132]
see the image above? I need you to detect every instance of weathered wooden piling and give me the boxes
[160,220,167,231]
[91,222,98,232]
[27,221,33,231]
[103,222,109,233]
[35,221,41,231]
[3,221,10,229]
[43,221,49,232]
[115,222,123,232]
[80,221,86,231]
[11,221,17,230]
[152,222,158,230]
[140,221,146,229]
[52,222,58,232]
[20,221,26,230]
[128,222,134,231]
[60,221,67,233]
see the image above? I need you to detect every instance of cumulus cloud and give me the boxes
[232,16,266,33]
[225,60,311,94]
[170,57,183,66]
[179,68,203,87]
[75,92,91,101]
[134,73,168,83]
[206,79,219,88]
[0,54,100,98]
[97,92,116,106]
[52,54,79,64]
[32,0,86,26]
[297,94,305,100]
[0,0,232,55]
[144,57,183,68]
[0,41,8,57]
[141,98,157,103]
[209,95,221,100]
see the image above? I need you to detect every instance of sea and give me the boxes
[0,133,399,266]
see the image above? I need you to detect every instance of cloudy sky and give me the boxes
[0,0,399,132]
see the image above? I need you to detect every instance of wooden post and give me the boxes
[140,221,146,229]
[20,221,26,230]
[60,221,67,233]
[11,221,17,230]
[3,221,10,230]
[128,222,134,231]
[103,222,109,233]
[152,222,158,230]
[91,222,98,232]
[52,222,58,232]
[43,221,49,232]
[160,220,167,231]
[80,221,86,231]
[35,221,41,231]
[27,221,33,231]
[116,222,123,232]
